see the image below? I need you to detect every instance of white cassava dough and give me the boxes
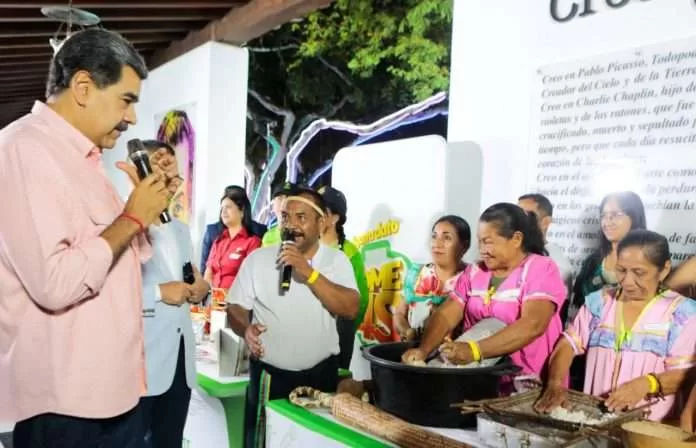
[548,407,616,425]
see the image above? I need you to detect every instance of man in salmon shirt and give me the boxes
[0,29,170,447]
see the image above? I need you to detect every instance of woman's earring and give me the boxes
[658,281,667,293]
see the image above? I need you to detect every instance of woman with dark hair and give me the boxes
[204,188,262,290]
[394,215,471,342]
[567,191,647,391]
[340,214,471,397]
[536,230,696,422]
[199,185,266,273]
[402,203,566,391]
[318,186,369,369]
[571,191,647,316]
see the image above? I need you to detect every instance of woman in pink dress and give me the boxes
[536,230,696,421]
[402,203,567,390]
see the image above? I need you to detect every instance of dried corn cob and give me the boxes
[290,387,471,447]
[331,393,472,448]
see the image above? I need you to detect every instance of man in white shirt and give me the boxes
[226,188,360,448]
[136,140,210,447]
[518,193,574,322]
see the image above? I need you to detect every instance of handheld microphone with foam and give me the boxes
[280,229,295,291]
[127,138,171,224]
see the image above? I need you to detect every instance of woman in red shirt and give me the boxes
[204,187,262,290]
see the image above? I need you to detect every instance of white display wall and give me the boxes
[332,136,481,345]
[103,42,249,262]
[332,136,482,263]
[448,0,696,267]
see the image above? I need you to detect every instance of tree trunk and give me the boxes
[248,89,296,222]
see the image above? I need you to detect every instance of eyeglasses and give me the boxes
[600,211,627,222]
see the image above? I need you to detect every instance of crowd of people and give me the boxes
[0,28,361,448]
[391,191,696,433]
[3,26,696,448]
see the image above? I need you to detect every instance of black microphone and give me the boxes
[126,138,171,224]
[280,229,295,291]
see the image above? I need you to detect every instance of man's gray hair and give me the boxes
[46,28,148,98]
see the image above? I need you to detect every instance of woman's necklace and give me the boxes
[484,285,496,306]
[610,287,666,389]
[484,256,529,305]
[484,277,506,306]
[614,289,666,351]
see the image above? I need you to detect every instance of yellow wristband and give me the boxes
[307,270,320,285]
[646,374,659,394]
[466,340,482,362]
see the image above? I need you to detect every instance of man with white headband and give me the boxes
[226,187,360,448]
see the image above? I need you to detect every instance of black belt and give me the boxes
[251,354,337,378]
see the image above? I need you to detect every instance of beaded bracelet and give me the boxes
[120,212,145,233]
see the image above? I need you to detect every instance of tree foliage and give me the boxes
[244,0,453,216]
[293,0,453,110]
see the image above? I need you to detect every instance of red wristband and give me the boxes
[120,212,145,233]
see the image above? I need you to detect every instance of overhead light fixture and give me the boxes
[41,4,101,55]
[49,37,66,54]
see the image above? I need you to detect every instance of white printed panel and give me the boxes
[527,37,696,270]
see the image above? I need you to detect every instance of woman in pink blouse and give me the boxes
[403,203,567,390]
[536,230,696,421]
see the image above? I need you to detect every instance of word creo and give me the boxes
[550,0,651,23]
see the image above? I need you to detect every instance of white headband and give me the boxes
[285,196,325,217]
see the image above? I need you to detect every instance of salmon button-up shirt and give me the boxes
[0,101,150,422]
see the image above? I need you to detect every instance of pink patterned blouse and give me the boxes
[451,254,567,385]
[564,287,696,420]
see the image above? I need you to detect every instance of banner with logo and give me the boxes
[332,136,481,347]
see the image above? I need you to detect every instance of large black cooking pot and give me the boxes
[363,341,520,428]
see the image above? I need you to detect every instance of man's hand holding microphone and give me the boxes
[117,138,173,228]
[159,266,210,307]
[121,172,170,226]
[100,139,171,259]
[159,281,194,306]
